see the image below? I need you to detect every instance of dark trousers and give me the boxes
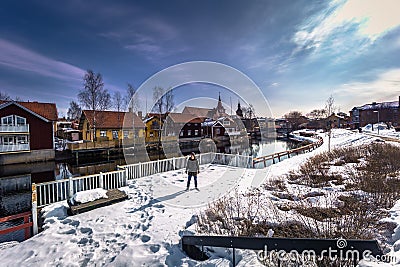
[187,172,197,188]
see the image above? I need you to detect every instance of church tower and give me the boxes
[216,92,225,114]
[236,100,243,118]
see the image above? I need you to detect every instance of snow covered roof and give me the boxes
[356,100,399,110]
[143,116,155,123]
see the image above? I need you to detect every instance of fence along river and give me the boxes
[36,137,323,208]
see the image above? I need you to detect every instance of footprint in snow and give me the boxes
[80,227,93,235]
[141,235,151,243]
[59,228,76,235]
[149,244,160,253]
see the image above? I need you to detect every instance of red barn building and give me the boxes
[0,100,57,164]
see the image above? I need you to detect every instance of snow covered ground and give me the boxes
[362,123,400,139]
[0,129,399,266]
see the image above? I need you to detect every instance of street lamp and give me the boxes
[373,110,380,135]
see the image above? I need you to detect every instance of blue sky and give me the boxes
[0,0,399,117]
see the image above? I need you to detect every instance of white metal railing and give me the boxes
[0,124,29,133]
[0,143,30,153]
[35,153,253,207]
[119,152,252,180]
[36,170,126,207]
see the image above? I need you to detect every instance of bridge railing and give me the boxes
[252,137,323,168]
[119,152,252,180]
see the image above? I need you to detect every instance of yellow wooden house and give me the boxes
[79,110,145,142]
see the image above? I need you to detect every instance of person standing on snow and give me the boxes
[185,152,200,191]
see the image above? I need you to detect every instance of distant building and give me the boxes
[350,97,400,128]
[0,100,57,164]
[163,113,202,140]
[143,116,162,143]
[182,93,230,121]
[79,110,145,142]
[236,101,243,118]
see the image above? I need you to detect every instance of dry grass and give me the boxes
[197,142,400,264]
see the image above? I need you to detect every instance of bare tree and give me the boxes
[325,95,335,152]
[113,91,124,112]
[242,104,256,119]
[307,109,327,120]
[67,101,82,121]
[0,91,10,101]
[152,86,165,114]
[125,83,140,112]
[284,111,304,131]
[325,95,336,117]
[164,88,175,112]
[78,70,111,140]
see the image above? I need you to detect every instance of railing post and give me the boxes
[172,157,175,170]
[157,159,160,172]
[139,162,142,177]
[99,172,104,189]
[199,153,202,165]
[68,176,74,198]
[31,183,38,236]
[124,169,128,186]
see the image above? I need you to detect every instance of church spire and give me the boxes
[216,92,225,115]
[236,99,243,118]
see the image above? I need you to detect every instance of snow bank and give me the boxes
[362,123,400,139]
[70,188,108,205]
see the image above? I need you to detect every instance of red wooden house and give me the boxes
[0,100,57,164]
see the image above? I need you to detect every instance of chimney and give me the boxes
[137,111,143,119]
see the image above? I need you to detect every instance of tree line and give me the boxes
[67,69,175,121]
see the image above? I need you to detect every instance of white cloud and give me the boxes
[0,38,85,82]
[334,68,400,108]
[293,0,400,53]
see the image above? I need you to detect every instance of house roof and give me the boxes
[143,116,156,123]
[166,112,203,124]
[0,100,58,121]
[356,100,399,111]
[182,106,212,118]
[82,110,145,129]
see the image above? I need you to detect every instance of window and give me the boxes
[123,130,129,138]
[180,131,184,137]
[3,136,14,145]
[16,116,26,125]
[1,115,13,125]
[100,130,107,137]
[150,132,154,137]
[216,128,220,134]
[194,130,199,136]
[187,130,192,136]
[17,136,28,144]
[112,130,119,139]
[223,120,230,126]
